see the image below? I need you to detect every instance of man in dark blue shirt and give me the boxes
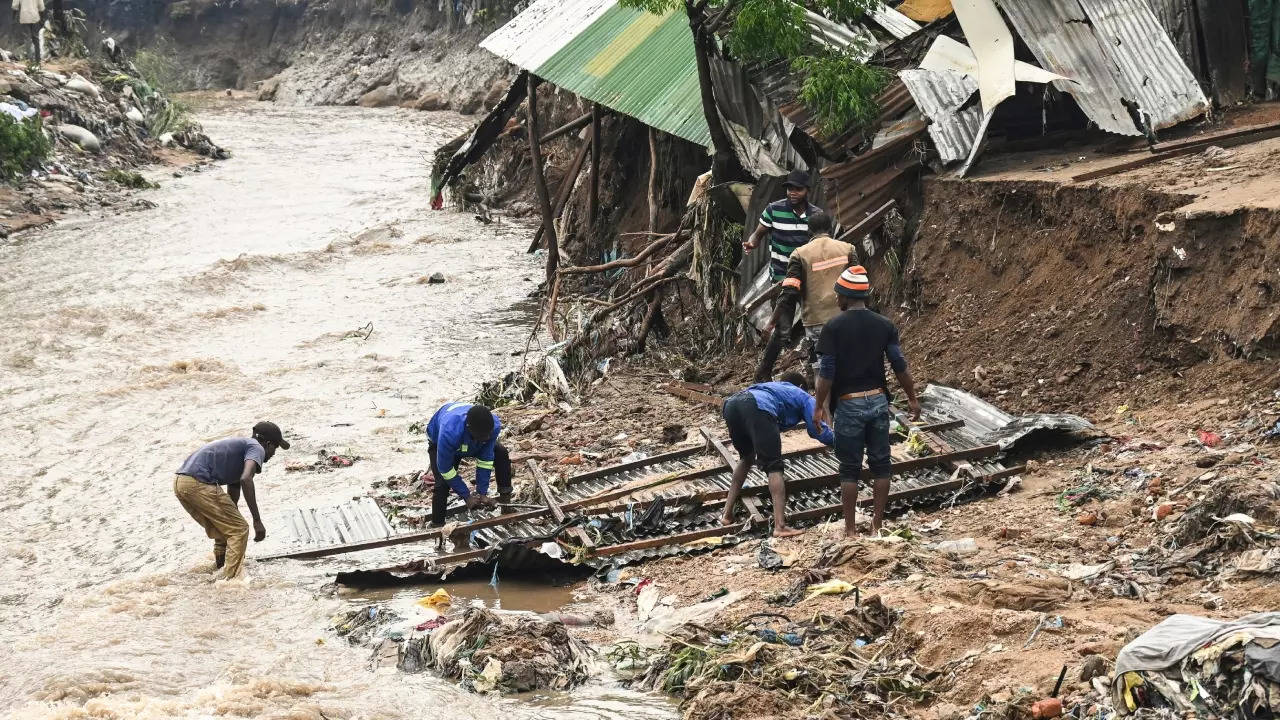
[815,266,919,537]
[720,372,834,537]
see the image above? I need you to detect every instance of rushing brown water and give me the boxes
[0,101,675,720]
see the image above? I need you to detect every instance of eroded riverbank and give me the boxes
[0,99,673,719]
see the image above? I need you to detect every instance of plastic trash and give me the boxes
[934,538,979,557]
[805,579,855,600]
[416,588,451,609]
[57,124,101,153]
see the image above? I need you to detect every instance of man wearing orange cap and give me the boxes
[814,267,920,537]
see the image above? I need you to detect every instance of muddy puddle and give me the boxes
[0,100,674,719]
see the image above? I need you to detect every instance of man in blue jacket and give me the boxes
[719,372,834,537]
[425,402,512,526]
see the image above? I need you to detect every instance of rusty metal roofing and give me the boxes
[991,0,1208,136]
[480,0,711,147]
[899,68,981,164]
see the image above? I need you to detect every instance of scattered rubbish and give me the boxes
[757,540,784,571]
[1030,697,1062,718]
[285,449,361,472]
[1197,430,1223,448]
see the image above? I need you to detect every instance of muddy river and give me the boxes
[0,102,675,719]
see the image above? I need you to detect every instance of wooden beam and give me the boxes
[589,104,602,228]
[528,459,594,546]
[700,426,736,467]
[539,112,592,145]
[529,459,567,523]
[525,74,558,282]
[666,383,723,408]
[591,524,730,557]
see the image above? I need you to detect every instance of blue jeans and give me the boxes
[834,393,892,481]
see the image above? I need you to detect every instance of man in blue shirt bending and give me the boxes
[425,401,513,526]
[719,372,834,537]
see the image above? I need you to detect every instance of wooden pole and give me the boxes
[635,288,663,352]
[539,112,593,145]
[647,126,659,237]
[525,74,558,283]
[589,103,602,230]
[526,136,592,253]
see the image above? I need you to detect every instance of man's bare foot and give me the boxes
[843,530,860,539]
[773,526,805,538]
[721,514,735,527]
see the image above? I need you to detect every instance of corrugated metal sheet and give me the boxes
[868,2,924,40]
[899,68,981,164]
[480,0,711,147]
[920,385,1096,450]
[1075,0,1208,128]
[992,0,1208,136]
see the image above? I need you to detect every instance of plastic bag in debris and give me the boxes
[331,604,401,646]
[758,540,784,571]
[417,588,452,609]
[805,579,854,601]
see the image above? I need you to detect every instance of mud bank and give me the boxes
[886,165,1280,417]
[50,0,523,111]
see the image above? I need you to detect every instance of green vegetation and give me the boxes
[793,49,890,136]
[0,115,52,181]
[105,42,195,138]
[104,169,159,189]
[619,0,886,139]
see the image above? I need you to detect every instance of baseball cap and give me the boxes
[252,421,291,450]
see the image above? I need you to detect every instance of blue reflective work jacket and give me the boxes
[745,382,835,446]
[426,402,502,497]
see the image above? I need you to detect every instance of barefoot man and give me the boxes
[720,372,834,537]
[813,266,920,537]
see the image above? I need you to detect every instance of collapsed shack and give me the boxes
[420,0,1252,408]
[247,385,1096,586]
[332,605,594,694]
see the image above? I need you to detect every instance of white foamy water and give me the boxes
[0,101,674,720]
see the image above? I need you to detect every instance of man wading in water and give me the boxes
[173,422,289,579]
[814,267,919,537]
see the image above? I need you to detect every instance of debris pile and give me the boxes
[399,607,594,693]
[631,595,962,720]
[0,46,225,237]
[330,592,593,695]
[1107,613,1280,717]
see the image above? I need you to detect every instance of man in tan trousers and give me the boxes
[763,212,857,380]
[174,422,289,579]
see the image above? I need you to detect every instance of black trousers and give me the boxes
[429,442,512,526]
[753,304,805,382]
[722,392,784,473]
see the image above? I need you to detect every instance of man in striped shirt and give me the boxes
[744,170,825,382]
[743,170,823,281]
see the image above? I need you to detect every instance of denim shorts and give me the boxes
[833,392,892,481]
